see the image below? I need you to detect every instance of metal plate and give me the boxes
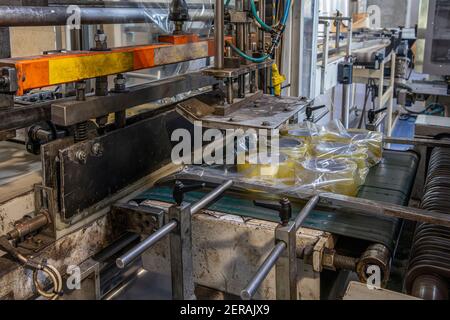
[58,110,191,220]
[177,94,312,130]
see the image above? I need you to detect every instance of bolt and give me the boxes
[76,150,87,164]
[91,143,103,156]
[114,74,127,92]
[94,30,108,50]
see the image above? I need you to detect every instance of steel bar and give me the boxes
[116,220,177,269]
[52,73,216,126]
[294,195,320,230]
[190,180,233,215]
[214,0,224,69]
[383,137,450,148]
[0,6,212,27]
[240,241,287,300]
[169,172,450,227]
[341,83,351,129]
[319,16,352,21]
[0,38,219,95]
[0,102,52,132]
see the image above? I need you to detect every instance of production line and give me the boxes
[0,0,449,301]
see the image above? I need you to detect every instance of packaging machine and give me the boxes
[0,0,449,301]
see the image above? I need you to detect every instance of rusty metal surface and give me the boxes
[0,215,121,300]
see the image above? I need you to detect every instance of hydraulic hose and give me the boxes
[250,0,274,32]
[249,0,293,32]
[226,41,270,62]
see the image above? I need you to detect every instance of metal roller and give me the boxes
[404,146,450,300]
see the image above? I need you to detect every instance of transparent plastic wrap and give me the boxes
[131,0,214,36]
[120,1,215,88]
[317,120,383,167]
[280,122,319,144]
[311,141,369,175]
[177,120,382,197]
[294,158,361,196]
[179,156,361,197]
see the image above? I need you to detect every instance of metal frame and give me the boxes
[353,52,396,135]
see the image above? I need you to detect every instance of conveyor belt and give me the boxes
[138,150,419,251]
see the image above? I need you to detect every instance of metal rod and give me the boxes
[257,0,265,51]
[116,220,178,269]
[190,180,233,215]
[341,83,351,129]
[0,6,212,26]
[383,137,450,148]
[319,16,352,21]
[240,241,286,300]
[170,173,450,227]
[294,195,320,230]
[214,0,224,69]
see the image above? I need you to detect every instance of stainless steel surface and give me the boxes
[214,0,224,69]
[116,220,178,269]
[341,83,351,129]
[168,203,195,300]
[52,73,216,126]
[177,94,311,131]
[294,195,320,230]
[190,180,233,215]
[0,5,212,26]
[240,241,286,300]
[275,222,297,300]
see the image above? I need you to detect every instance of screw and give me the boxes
[91,143,103,156]
[76,150,87,164]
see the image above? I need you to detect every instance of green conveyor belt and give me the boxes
[138,150,419,251]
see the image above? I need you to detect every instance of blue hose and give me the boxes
[227,41,270,63]
[249,0,293,32]
[280,0,292,25]
[249,0,275,32]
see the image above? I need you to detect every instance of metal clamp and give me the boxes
[241,195,320,300]
[116,180,233,299]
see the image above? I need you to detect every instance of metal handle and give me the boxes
[294,195,320,230]
[240,241,287,300]
[116,220,177,269]
[190,180,233,215]
[116,180,233,269]
[240,195,320,300]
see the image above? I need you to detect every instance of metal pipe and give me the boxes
[0,6,212,27]
[240,241,286,300]
[294,195,320,230]
[116,220,178,269]
[214,0,224,69]
[341,83,351,129]
[319,16,352,21]
[257,0,265,51]
[190,180,233,215]
[6,213,49,240]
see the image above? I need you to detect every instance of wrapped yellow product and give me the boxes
[280,122,319,144]
[348,129,383,167]
[312,141,369,169]
[279,137,308,160]
[237,153,296,186]
[295,158,361,196]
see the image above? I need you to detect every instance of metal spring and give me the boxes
[74,121,88,142]
[404,146,450,300]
